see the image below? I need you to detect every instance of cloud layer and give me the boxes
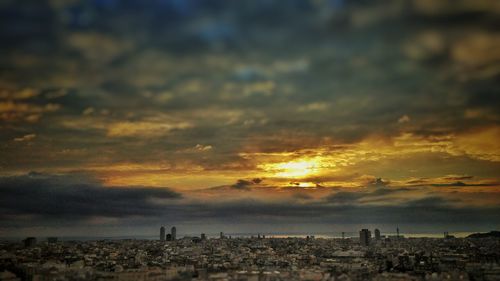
[0,1,499,235]
[0,173,498,236]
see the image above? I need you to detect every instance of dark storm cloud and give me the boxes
[231,179,253,190]
[367,178,389,187]
[402,177,497,188]
[0,0,499,235]
[429,181,495,187]
[324,188,410,204]
[325,191,366,204]
[0,173,499,229]
[230,178,263,190]
[178,196,500,226]
[0,173,181,220]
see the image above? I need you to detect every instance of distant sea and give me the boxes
[0,232,478,242]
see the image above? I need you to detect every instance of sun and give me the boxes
[259,158,320,178]
[275,160,318,177]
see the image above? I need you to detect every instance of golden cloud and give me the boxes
[13,134,36,142]
[0,88,39,100]
[107,121,192,137]
[0,101,60,122]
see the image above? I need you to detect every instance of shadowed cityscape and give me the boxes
[2,227,500,280]
[0,0,499,280]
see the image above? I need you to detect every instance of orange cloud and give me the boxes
[107,121,192,138]
[13,134,36,142]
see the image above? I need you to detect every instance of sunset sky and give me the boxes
[1,0,499,237]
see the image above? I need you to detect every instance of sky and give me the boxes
[0,0,499,237]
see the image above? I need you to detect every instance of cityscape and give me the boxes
[1,0,500,280]
[1,227,499,280]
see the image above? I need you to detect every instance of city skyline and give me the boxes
[4,231,499,280]
[0,225,492,241]
[0,0,499,238]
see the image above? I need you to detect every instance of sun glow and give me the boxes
[259,158,321,178]
[295,182,316,188]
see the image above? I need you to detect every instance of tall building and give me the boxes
[359,229,371,246]
[171,226,176,240]
[23,237,36,248]
[160,226,166,241]
[220,232,224,239]
[201,233,207,241]
[374,229,381,240]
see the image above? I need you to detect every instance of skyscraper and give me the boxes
[160,226,166,241]
[171,226,176,241]
[374,228,381,240]
[359,229,371,246]
[23,237,36,248]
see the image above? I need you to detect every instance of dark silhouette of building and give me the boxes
[374,229,381,240]
[23,237,36,248]
[166,234,172,241]
[201,233,207,240]
[220,232,224,239]
[160,226,166,241]
[444,231,455,239]
[171,226,176,240]
[359,229,371,246]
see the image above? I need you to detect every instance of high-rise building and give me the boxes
[201,233,207,240]
[23,237,36,248]
[374,229,381,240]
[160,226,166,241]
[359,229,371,246]
[171,226,176,240]
[220,232,224,239]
